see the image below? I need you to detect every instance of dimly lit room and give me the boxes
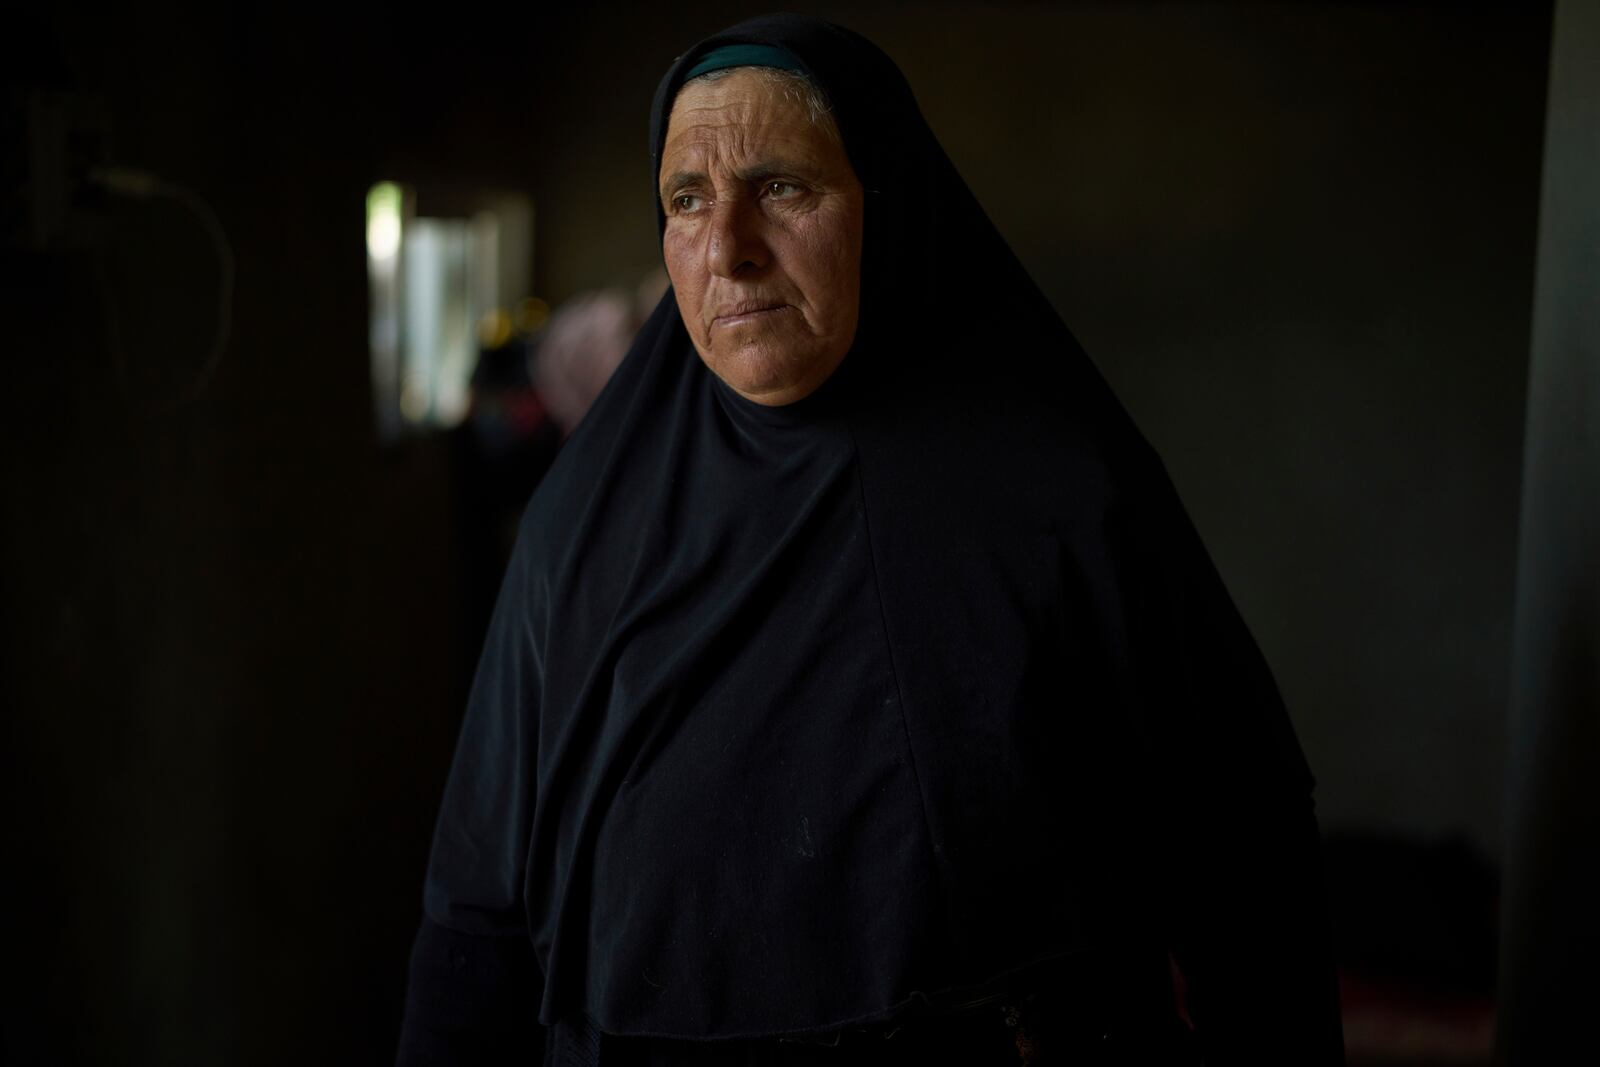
[4,2,1595,1064]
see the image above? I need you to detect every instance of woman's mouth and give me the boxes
[712,304,790,330]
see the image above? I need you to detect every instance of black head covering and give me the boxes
[418,11,1327,1051]
[645,15,1130,432]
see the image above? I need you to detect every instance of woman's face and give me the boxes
[659,69,865,406]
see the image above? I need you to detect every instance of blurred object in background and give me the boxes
[1497,2,1600,1062]
[534,270,668,436]
[449,308,563,675]
[1324,832,1499,1066]
[450,272,664,675]
[468,302,555,464]
[367,181,535,440]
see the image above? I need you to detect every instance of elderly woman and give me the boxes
[399,14,1343,1066]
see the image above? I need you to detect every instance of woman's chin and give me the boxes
[700,344,830,406]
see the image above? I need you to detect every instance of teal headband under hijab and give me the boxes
[682,44,807,80]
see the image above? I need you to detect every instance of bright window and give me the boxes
[366,181,533,438]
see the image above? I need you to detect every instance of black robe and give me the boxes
[399,13,1344,1065]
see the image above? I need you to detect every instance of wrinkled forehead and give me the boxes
[665,74,813,145]
[659,71,848,184]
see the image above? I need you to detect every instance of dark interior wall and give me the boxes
[1,3,1548,1064]
[5,9,475,1064]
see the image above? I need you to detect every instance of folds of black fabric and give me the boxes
[397,918,546,1066]
[399,11,1345,1065]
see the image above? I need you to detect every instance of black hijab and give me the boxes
[418,11,1330,1053]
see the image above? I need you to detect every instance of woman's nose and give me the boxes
[705,198,770,278]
